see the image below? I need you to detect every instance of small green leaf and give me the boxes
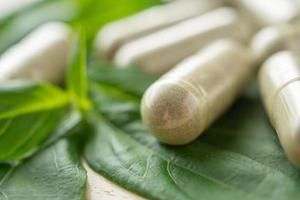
[67,29,90,112]
[0,81,69,161]
[84,66,300,200]
[88,62,157,97]
[42,110,84,148]
[0,138,87,200]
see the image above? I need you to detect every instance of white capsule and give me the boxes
[141,39,253,145]
[230,0,300,26]
[114,7,255,75]
[251,24,300,67]
[95,0,223,59]
[259,51,300,167]
[0,0,41,21]
[0,22,72,84]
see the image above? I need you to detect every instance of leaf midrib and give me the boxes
[0,95,68,120]
[0,112,50,160]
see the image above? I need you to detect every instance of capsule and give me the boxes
[230,0,300,27]
[95,0,222,59]
[0,0,40,21]
[114,7,255,76]
[259,51,300,167]
[251,24,300,67]
[0,22,72,84]
[141,39,253,145]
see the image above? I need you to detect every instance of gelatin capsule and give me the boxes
[0,0,40,21]
[95,0,222,59]
[141,39,253,145]
[0,22,72,84]
[251,24,300,67]
[259,51,300,167]
[230,0,300,26]
[114,7,255,76]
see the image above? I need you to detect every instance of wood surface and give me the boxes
[84,162,146,200]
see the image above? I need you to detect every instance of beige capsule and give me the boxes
[230,0,300,27]
[251,24,300,67]
[259,51,300,167]
[141,39,253,145]
[0,22,72,84]
[95,0,223,59]
[114,7,255,76]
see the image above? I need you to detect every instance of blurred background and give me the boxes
[0,0,162,55]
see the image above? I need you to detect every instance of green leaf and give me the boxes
[42,110,84,148]
[0,81,69,161]
[88,61,157,97]
[0,138,87,200]
[0,0,79,54]
[84,66,300,200]
[67,29,90,112]
[0,164,10,181]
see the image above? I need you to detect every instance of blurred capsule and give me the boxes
[114,7,255,75]
[230,0,300,26]
[251,24,300,67]
[0,22,72,84]
[141,39,253,145]
[0,0,41,21]
[95,0,223,59]
[259,51,300,167]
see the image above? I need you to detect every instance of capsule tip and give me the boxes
[141,81,207,145]
[279,120,300,168]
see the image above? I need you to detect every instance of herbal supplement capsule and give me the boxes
[114,7,255,75]
[0,0,40,21]
[230,0,300,27]
[0,22,72,84]
[141,39,253,145]
[96,0,222,59]
[251,24,300,67]
[259,51,300,167]
[95,0,222,59]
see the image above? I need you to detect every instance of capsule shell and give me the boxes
[141,39,253,145]
[259,51,300,167]
[0,0,40,21]
[230,0,300,27]
[95,0,222,59]
[251,24,300,67]
[0,22,72,84]
[114,7,255,76]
